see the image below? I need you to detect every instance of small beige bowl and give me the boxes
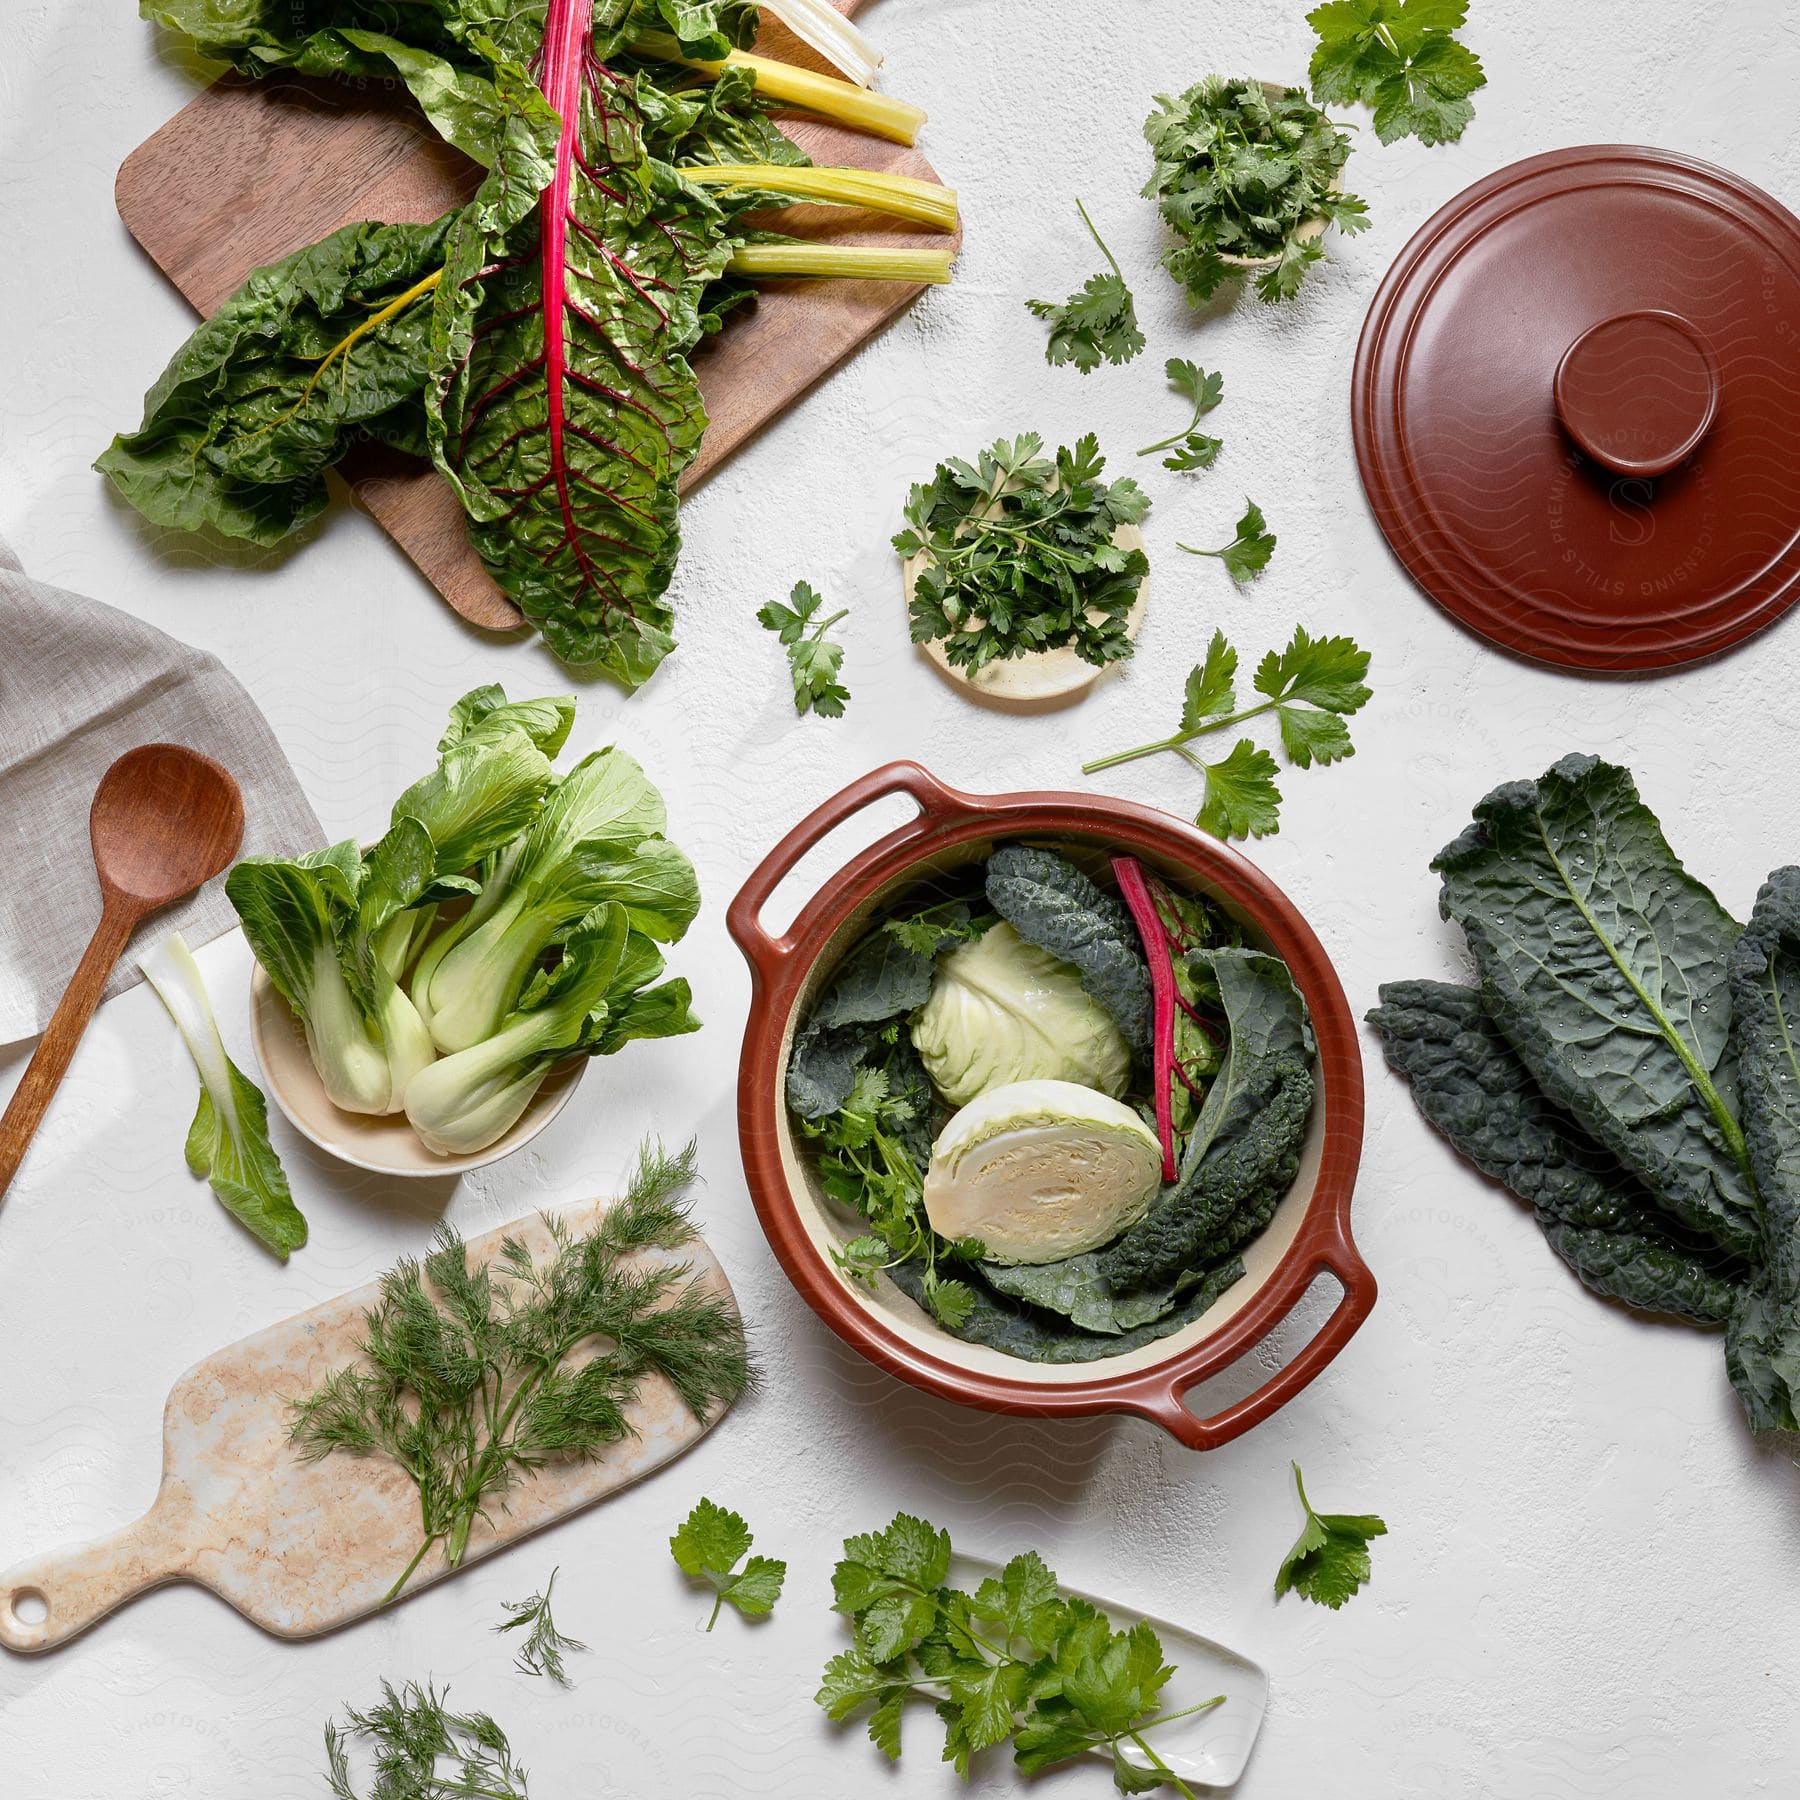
[249,967,584,1178]
[905,523,1147,713]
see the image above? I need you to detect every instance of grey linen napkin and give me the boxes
[0,531,323,1044]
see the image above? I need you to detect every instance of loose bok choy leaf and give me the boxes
[141,932,307,1259]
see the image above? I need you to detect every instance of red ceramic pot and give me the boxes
[727,763,1375,1450]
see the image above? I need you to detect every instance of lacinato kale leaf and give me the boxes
[985,844,1152,1053]
[1724,868,1800,1429]
[1101,950,1314,1295]
[1375,758,1800,1433]
[1369,980,1745,1322]
[1433,755,1759,1260]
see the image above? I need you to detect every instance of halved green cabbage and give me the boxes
[910,923,1131,1106]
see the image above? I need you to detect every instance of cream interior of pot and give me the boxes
[771,833,1329,1383]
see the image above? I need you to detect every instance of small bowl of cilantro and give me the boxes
[1143,77,1369,304]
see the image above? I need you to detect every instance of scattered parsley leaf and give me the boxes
[818,1511,1222,1792]
[1139,359,1224,472]
[1144,77,1367,306]
[1274,1462,1388,1608]
[494,1568,586,1685]
[1194,741,1283,840]
[1308,0,1486,145]
[1083,625,1373,841]
[758,580,850,717]
[899,432,1150,675]
[1026,198,1145,371]
[671,1497,787,1629]
[1181,630,1238,729]
[323,1681,530,1799]
[1179,500,1275,583]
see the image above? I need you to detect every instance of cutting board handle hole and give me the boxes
[9,1587,46,1626]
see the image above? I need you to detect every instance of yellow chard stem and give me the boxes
[728,243,954,284]
[636,34,926,144]
[684,163,957,230]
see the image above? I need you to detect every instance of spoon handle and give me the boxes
[0,902,140,1200]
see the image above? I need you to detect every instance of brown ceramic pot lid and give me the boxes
[1353,145,1800,671]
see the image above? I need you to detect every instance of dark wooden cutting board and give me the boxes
[115,1,954,630]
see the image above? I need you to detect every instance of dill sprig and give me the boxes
[324,1680,530,1799]
[496,1568,586,1684]
[290,1140,750,1603]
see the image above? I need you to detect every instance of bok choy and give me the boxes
[141,932,307,1258]
[227,687,701,1158]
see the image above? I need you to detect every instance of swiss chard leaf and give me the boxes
[890,1255,1246,1363]
[97,215,457,545]
[979,1247,1243,1338]
[428,5,737,687]
[1433,755,1760,1260]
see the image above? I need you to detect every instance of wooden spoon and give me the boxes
[0,745,244,1199]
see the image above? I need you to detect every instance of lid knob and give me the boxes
[1553,309,1720,479]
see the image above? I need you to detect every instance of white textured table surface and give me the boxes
[6,3,1800,1795]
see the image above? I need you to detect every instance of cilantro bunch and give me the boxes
[816,1512,1223,1795]
[1143,76,1369,304]
[1084,626,1372,840]
[899,433,1151,675]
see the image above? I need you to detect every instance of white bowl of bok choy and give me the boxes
[233,684,702,1177]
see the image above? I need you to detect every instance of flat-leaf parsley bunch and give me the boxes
[899,433,1150,676]
[816,1511,1223,1794]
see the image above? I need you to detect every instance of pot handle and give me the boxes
[728,762,978,985]
[1131,1234,1377,1452]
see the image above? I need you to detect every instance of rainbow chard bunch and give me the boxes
[104,0,957,687]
